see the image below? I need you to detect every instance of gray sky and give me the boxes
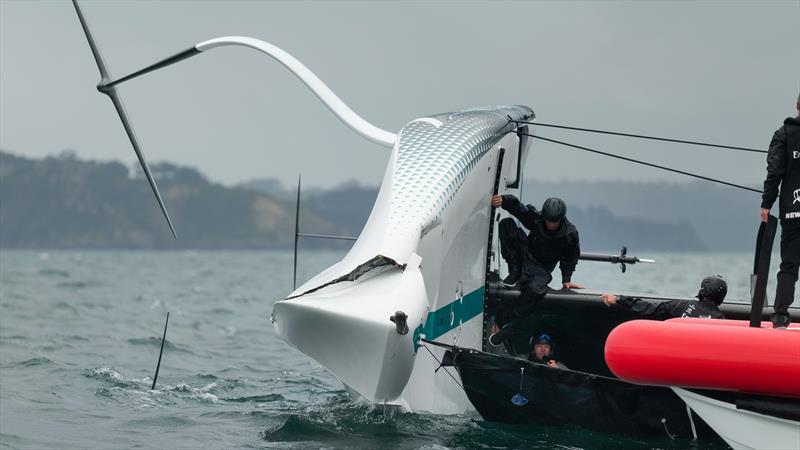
[1,0,798,189]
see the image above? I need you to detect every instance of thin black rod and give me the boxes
[293,174,301,290]
[749,215,777,327]
[103,47,201,90]
[107,90,177,238]
[524,133,762,194]
[513,120,766,154]
[297,233,358,241]
[579,253,653,264]
[71,0,109,79]
[151,311,169,390]
[72,0,176,238]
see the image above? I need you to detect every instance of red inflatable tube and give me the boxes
[666,318,800,330]
[605,319,800,398]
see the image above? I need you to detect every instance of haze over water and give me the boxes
[0,250,769,449]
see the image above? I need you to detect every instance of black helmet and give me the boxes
[531,333,553,346]
[697,275,727,305]
[541,197,567,222]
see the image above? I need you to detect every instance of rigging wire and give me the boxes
[420,343,464,390]
[511,120,767,154]
[520,132,762,194]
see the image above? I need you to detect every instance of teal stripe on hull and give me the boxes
[414,286,484,350]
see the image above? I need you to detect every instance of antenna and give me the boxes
[293,174,301,290]
[71,0,177,238]
[291,174,357,291]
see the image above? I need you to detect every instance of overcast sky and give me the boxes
[1,1,798,189]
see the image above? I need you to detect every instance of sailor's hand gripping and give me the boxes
[491,195,503,208]
[601,293,618,307]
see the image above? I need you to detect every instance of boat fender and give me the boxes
[511,393,529,406]
[511,367,529,406]
[390,311,409,335]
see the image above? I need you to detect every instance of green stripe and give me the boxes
[413,286,484,351]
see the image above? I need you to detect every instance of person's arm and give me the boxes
[762,127,787,220]
[499,195,539,230]
[601,294,680,320]
[560,227,581,287]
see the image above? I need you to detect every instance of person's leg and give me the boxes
[498,218,526,285]
[489,265,552,353]
[772,226,800,328]
[516,265,552,315]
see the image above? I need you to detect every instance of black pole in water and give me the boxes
[151,312,169,390]
[749,216,778,327]
[293,174,301,290]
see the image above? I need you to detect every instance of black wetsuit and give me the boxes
[762,117,800,325]
[615,296,725,320]
[496,195,580,320]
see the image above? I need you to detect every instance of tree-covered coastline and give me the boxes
[2,150,755,251]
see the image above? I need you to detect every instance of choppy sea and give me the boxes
[1,249,773,449]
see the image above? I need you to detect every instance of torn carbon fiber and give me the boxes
[285,255,406,300]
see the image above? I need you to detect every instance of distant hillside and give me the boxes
[1,150,709,251]
[0,151,337,249]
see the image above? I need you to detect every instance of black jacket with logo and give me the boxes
[500,195,580,283]
[616,296,725,320]
[762,117,800,226]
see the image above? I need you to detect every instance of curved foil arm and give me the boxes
[197,36,397,148]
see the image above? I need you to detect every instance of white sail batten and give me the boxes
[196,36,397,148]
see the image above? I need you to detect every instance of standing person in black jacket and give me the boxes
[761,94,800,329]
[600,275,727,320]
[488,194,582,353]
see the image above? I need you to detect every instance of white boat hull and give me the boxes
[273,106,533,413]
[672,388,800,450]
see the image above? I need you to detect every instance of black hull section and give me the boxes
[440,345,716,438]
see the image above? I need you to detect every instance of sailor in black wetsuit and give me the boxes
[761,94,800,329]
[488,195,581,352]
[600,276,727,320]
[527,333,568,369]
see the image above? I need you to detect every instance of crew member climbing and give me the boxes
[488,195,582,353]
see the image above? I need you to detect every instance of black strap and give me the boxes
[749,215,778,327]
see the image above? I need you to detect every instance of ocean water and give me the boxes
[0,249,774,449]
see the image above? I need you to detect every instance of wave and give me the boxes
[56,280,103,289]
[259,396,416,442]
[222,393,286,403]
[1,356,54,369]
[38,268,70,277]
[83,367,142,389]
[127,337,194,354]
[260,415,341,442]
[53,301,79,312]
[194,373,219,381]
